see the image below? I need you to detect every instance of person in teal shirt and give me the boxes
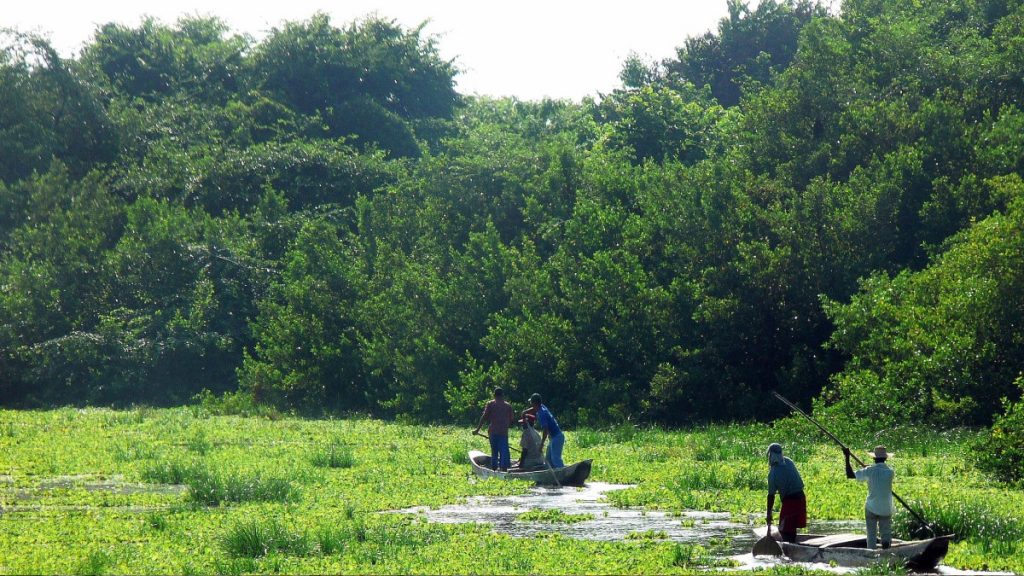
[766,443,807,543]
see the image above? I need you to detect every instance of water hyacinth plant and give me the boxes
[0,407,1021,574]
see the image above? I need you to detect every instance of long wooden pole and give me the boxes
[771,391,935,536]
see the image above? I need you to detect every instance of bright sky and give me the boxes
[6,1,737,101]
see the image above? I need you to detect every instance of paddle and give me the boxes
[771,391,936,537]
[752,525,784,557]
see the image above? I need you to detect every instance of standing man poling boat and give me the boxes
[845,445,896,549]
[474,387,515,472]
[766,442,807,543]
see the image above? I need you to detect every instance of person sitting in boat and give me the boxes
[766,443,807,543]
[845,445,895,550]
[524,393,565,468]
[474,387,516,472]
[513,414,545,470]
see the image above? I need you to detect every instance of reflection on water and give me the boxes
[392,482,1011,575]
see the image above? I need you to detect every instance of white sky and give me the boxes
[5,1,737,101]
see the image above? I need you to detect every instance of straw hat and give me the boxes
[869,445,892,459]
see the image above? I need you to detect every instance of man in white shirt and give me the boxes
[845,445,895,549]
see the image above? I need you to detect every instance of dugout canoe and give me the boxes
[468,450,592,487]
[752,528,952,571]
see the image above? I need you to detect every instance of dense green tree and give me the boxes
[239,218,366,412]
[248,14,460,157]
[666,0,826,106]
[594,84,725,165]
[80,16,248,103]
[823,189,1024,426]
[0,32,117,183]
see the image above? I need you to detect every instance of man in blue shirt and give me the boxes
[766,443,807,543]
[525,393,564,468]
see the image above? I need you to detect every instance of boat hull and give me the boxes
[753,529,951,571]
[468,450,592,486]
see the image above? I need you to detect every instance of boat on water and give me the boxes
[752,528,952,571]
[468,450,592,487]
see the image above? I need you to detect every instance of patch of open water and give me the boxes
[391,482,1012,575]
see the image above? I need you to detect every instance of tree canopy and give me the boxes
[1,1,1023,440]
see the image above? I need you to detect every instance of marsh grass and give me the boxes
[449,445,469,463]
[310,441,355,468]
[896,498,1024,544]
[142,458,298,504]
[73,550,113,576]
[517,509,594,523]
[857,559,908,575]
[213,557,262,575]
[673,462,763,491]
[186,431,211,455]
[187,468,298,505]
[146,512,170,531]
[575,423,641,449]
[626,529,668,539]
[141,459,197,484]
[110,442,157,463]
[222,518,311,557]
[347,519,449,567]
[314,527,349,555]
[670,542,738,569]
[574,429,607,448]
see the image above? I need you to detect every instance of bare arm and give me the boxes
[475,404,490,434]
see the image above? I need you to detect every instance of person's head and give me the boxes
[870,445,890,463]
[493,387,503,399]
[767,443,784,466]
[529,393,542,407]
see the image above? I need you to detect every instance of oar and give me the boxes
[771,391,936,537]
[752,525,784,557]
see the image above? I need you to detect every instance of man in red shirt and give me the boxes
[474,388,515,471]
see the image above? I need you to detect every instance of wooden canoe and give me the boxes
[753,528,952,571]
[468,450,592,487]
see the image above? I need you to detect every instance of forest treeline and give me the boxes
[1,0,1023,444]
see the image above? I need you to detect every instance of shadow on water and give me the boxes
[391,483,1012,575]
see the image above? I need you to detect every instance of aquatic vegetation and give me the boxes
[73,549,113,576]
[0,408,1020,574]
[669,541,738,569]
[894,494,1024,544]
[186,467,299,505]
[221,518,312,557]
[517,509,594,523]
[627,529,668,540]
[309,441,356,468]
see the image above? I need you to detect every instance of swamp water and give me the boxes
[392,483,1009,575]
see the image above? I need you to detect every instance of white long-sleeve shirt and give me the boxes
[854,462,895,516]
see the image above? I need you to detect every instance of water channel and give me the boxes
[393,482,1010,575]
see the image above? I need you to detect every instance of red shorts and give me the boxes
[779,492,808,532]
